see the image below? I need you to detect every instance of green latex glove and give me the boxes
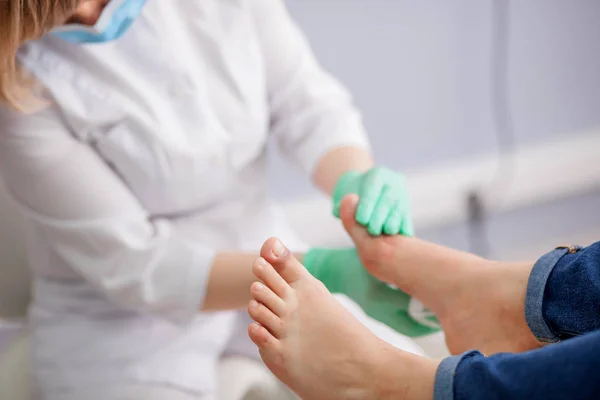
[332,167,414,236]
[304,247,440,337]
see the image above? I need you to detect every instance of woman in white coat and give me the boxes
[0,1,416,399]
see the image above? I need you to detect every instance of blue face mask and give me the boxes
[52,0,148,44]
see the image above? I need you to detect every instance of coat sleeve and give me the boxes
[0,106,213,324]
[251,0,371,175]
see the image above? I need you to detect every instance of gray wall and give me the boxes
[421,187,600,259]
[269,0,600,200]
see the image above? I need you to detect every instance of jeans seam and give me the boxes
[434,353,476,400]
[524,247,572,343]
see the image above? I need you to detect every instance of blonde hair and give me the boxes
[0,0,78,111]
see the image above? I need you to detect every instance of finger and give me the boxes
[332,200,342,218]
[367,185,393,236]
[356,170,384,225]
[383,202,403,235]
[341,194,371,244]
[332,171,361,218]
[400,215,415,237]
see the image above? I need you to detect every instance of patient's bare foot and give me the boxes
[339,195,542,355]
[248,238,438,400]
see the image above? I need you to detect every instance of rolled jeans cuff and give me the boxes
[524,246,574,343]
[434,351,479,400]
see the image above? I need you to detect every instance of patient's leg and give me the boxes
[248,239,600,400]
[339,195,541,355]
[247,238,438,400]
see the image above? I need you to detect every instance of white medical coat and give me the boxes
[0,0,369,395]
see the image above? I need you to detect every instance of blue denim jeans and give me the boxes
[434,241,600,399]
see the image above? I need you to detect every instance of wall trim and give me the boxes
[284,127,600,247]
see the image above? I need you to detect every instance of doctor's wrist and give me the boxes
[312,146,374,195]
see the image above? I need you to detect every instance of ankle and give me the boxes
[490,260,535,319]
[373,346,438,400]
[481,261,532,305]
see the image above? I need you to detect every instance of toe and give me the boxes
[253,257,289,297]
[248,300,284,338]
[249,323,285,374]
[251,281,286,316]
[248,322,281,351]
[260,238,306,284]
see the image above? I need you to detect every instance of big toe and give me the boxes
[341,195,372,244]
[260,238,307,284]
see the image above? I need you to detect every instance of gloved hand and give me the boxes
[332,167,413,236]
[304,247,440,337]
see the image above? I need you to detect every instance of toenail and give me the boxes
[249,323,259,333]
[253,282,264,292]
[256,257,267,267]
[249,300,259,309]
[272,239,285,257]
